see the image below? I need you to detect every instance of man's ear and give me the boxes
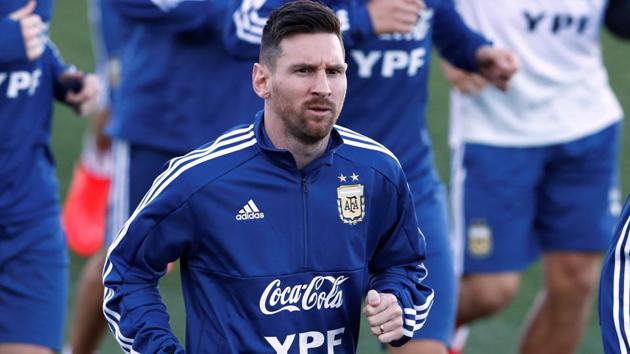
[252,63,271,99]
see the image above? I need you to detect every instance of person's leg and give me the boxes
[519,253,600,354]
[457,272,521,324]
[387,183,452,354]
[519,124,621,354]
[69,251,107,354]
[0,217,68,354]
[68,140,130,354]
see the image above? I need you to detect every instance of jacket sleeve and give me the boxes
[222,0,373,58]
[432,0,490,72]
[368,172,434,347]
[605,0,630,39]
[44,41,76,102]
[0,18,28,64]
[103,176,195,354]
[108,0,227,33]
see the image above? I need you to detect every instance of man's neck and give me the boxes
[264,115,329,170]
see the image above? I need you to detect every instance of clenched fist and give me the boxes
[9,1,45,61]
[363,289,404,343]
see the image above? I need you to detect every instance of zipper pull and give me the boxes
[302,176,308,193]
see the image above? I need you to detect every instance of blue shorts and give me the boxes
[0,215,68,350]
[452,123,621,274]
[599,194,630,354]
[106,141,179,245]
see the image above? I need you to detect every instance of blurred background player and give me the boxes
[225,0,516,352]
[0,0,99,353]
[443,0,630,353]
[63,0,121,260]
[64,0,126,352]
[600,194,630,354]
[67,1,264,353]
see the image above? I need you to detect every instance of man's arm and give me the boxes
[366,174,434,347]
[0,1,45,64]
[43,41,101,116]
[605,0,630,39]
[432,0,489,72]
[107,0,226,33]
[434,0,518,91]
[223,0,423,58]
[103,175,195,354]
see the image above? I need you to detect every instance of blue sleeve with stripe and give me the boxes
[108,0,227,33]
[368,173,434,347]
[599,195,630,354]
[432,0,490,72]
[103,173,195,354]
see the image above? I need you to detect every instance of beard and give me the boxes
[271,94,344,146]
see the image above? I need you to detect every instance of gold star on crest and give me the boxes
[350,173,359,181]
[338,174,347,182]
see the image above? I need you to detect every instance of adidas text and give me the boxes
[236,212,265,220]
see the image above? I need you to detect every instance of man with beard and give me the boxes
[103,2,434,353]
[226,1,517,353]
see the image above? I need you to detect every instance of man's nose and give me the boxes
[311,70,332,96]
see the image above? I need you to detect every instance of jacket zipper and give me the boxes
[301,175,309,268]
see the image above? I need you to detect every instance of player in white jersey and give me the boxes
[443,0,630,353]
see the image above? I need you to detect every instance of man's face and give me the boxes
[267,33,347,145]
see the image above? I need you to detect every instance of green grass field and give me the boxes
[49,1,630,353]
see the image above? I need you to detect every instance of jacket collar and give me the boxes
[253,111,344,173]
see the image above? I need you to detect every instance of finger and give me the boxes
[23,24,44,41]
[9,0,36,20]
[365,297,402,326]
[369,324,382,336]
[375,315,404,337]
[65,91,82,105]
[471,74,488,87]
[25,41,44,60]
[366,290,381,307]
[378,325,405,344]
[396,11,419,27]
[401,0,424,13]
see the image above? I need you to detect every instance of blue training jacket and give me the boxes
[226,0,488,192]
[103,113,434,353]
[106,0,262,154]
[600,194,630,354]
[0,0,74,223]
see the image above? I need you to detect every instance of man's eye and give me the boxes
[297,67,313,74]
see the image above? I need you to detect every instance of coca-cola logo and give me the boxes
[259,276,348,315]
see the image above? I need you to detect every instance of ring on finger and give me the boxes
[379,324,385,335]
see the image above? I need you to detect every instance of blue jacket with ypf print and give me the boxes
[103,112,434,353]
[0,0,76,223]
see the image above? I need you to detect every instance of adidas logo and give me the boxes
[235,199,265,221]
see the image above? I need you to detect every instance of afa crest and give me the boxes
[337,184,365,225]
[467,220,492,258]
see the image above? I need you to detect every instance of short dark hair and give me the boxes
[260,0,343,68]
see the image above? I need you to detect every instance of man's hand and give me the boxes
[9,1,45,61]
[441,60,488,95]
[475,46,519,91]
[367,0,425,35]
[363,289,404,343]
[60,71,101,117]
